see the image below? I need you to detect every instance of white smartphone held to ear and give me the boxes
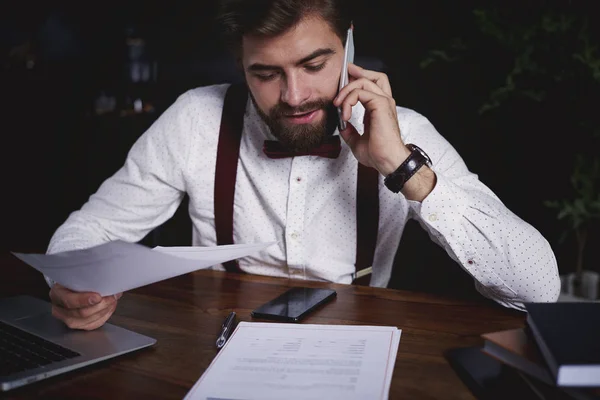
[337,23,355,131]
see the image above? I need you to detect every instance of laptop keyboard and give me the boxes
[0,320,81,377]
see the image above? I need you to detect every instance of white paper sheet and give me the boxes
[12,241,276,296]
[184,322,401,400]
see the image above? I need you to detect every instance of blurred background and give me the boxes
[1,1,599,299]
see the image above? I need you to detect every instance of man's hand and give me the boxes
[334,63,436,201]
[334,63,409,176]
[49,284,122,330]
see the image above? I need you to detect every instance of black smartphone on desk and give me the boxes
[251,287,337,322]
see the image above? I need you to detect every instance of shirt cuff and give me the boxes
[407,172,519,302]
[407,171,469,230]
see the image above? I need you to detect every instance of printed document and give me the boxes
[184,322,401,400]
[12,241,276,296]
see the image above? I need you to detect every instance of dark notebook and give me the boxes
[446,346,600,400]
[482,327,553,385]
[525,302,600,387]
[445,346,584,400]
[481,327,600,399]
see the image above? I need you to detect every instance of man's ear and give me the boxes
[235,56,244,73]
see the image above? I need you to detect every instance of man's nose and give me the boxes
[280,73,310,107]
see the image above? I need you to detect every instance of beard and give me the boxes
[251,94,339,152]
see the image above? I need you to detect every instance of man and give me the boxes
[46,0,560,330]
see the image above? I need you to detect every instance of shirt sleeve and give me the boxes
[399,109,561,310]
[46,91,196,256]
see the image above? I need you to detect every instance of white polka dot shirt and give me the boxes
[47,84,561,310]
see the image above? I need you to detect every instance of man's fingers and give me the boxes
[338,88,390,123]
[79,303,117,331]
[79,307,116,331]
[52,301,117,330]
[48,283,122,330]
[339,122,361,149]
[49,284,102,309]
[53,296,117,320]
[335,77,388,106]
[348,63,393,96]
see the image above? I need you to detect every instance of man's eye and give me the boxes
[255,73,277,81]
[305,63,326,72]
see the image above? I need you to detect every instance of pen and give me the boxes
[216,311,236,349]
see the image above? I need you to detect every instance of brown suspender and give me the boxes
[214,83,247,274]
[214,83,379,285]
[355,164,380,285]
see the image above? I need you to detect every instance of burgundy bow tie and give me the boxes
[263,135,341,159]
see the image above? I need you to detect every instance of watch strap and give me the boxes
[384,144,429,193]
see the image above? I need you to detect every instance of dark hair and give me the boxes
[216,0,351,55]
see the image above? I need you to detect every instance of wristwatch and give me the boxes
[384,144,432,193]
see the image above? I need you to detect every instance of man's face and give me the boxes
[242,15,344,151]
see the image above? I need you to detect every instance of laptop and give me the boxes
[0,295,156,391]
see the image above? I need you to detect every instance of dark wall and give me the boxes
[2,1,598,297]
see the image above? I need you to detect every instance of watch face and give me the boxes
[408,144,432,166]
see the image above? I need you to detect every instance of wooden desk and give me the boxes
[0,253,525,399]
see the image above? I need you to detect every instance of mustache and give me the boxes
[270,99,331,118]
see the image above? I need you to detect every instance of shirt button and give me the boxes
[467,259,474,265]
[291,232,300,240]
[296,176,302,182]
[428,213,438,222]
